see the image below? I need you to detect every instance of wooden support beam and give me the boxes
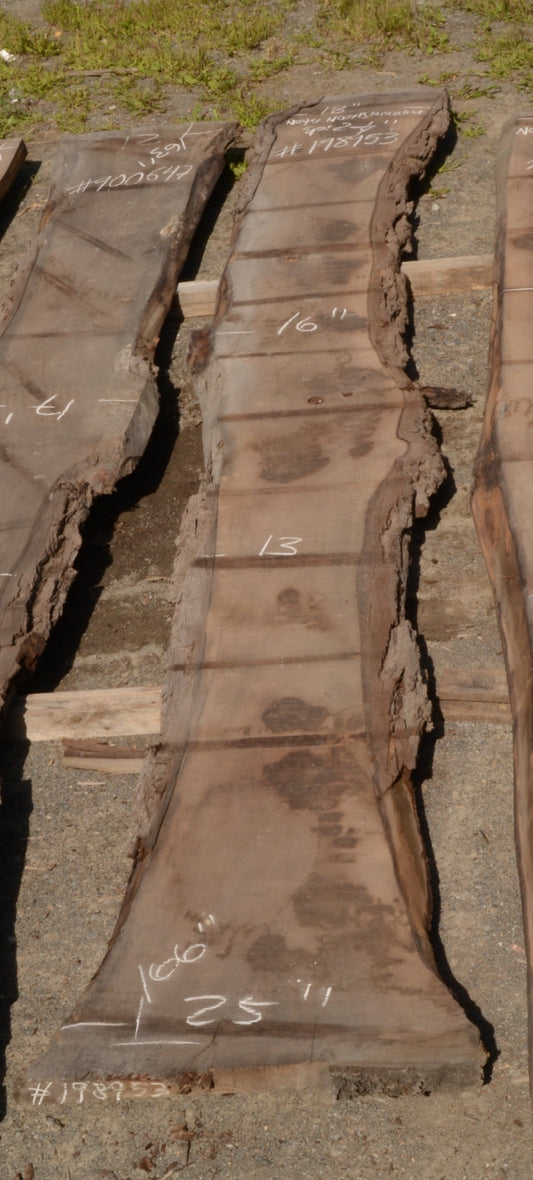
[62,739,147,774]
[4,685,162,742]
[3,665,511,747]
[175,254,494,318]
[403,253,493,294]
[0,137,26,201]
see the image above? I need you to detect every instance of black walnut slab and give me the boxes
[21,93,484,1105]
[0,122,235,715]
[472,113,533,1090]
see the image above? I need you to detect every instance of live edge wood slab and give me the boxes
[0,121,235,717]
[472,114,533,1092]
[20,93,484,1106]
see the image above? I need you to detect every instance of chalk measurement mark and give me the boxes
[34,395,75,420]
[139,964,152,1005]
[61,1021,127,1030]
[277,308,352,337]
[259,535,303,557]
[184,995,227,1026]
[134,995,145,1041]
[112,1038,203,1047]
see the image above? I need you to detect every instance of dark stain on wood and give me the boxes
[261,697,329,732]
[256,430,329,482]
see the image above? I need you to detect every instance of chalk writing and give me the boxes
[278,311,317,335]
[27,1079,170,1106]
[57,933,333,1060]
[66,163,192,196]
[272,120,400,159]
[301,119,393,139]
[184,994,279,1026]
[132,124,205,157]
[516,126,533,136]
[308,131,398,154]
[1,394,75,429]
[34,395,74,420]
[147,940,207,985]
[107,937,281,1046]
[184,994,226,1026]
[277,308,354,336]
[286,105,424,128]
[259,535,303,557]
[499,398,533,422]
[298,981,333,1007]
[271,142,303,158]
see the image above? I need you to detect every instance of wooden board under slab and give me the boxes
[175,254,494,316]
[472,112,533,1092]
[0,121,235,716]
[0,137,26,202]
[20,92,484,1106]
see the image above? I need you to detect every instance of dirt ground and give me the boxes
[1,2,533,1177]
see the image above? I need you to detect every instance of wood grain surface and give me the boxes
[0,121,235,717]
[472,111,533,1094]
[21,93,484,1103]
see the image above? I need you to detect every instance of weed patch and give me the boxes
[317,0,450,65]
[0,0,297,133]
[0,0,530,137]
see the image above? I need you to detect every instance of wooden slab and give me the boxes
[0,122,235,716]
[472,113,533,1089]
[175,254,494,316]
[0,137,26,202]
[0,662,510,749]
[5,684,162,741]
[21,93,484,1105]
[2,662,510,747]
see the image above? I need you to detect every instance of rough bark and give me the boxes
[20,93,484,1105]
[472,112,533,1095]
[0,121,235,716]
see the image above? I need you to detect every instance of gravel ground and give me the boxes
[1,2,533,1176]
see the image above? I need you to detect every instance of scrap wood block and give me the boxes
[0,137,26,201]
[21,92,484,1106]
[472,113,533,1092]
[0,121,235,717]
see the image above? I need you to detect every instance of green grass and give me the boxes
[0,0,531,137]
[0,0,297,133]
[43,0,287,66]
[450,0,532,91]
[0,10,57,56]
[448,0,530,19]
[477,28,533,89]
[317,0,450,64]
